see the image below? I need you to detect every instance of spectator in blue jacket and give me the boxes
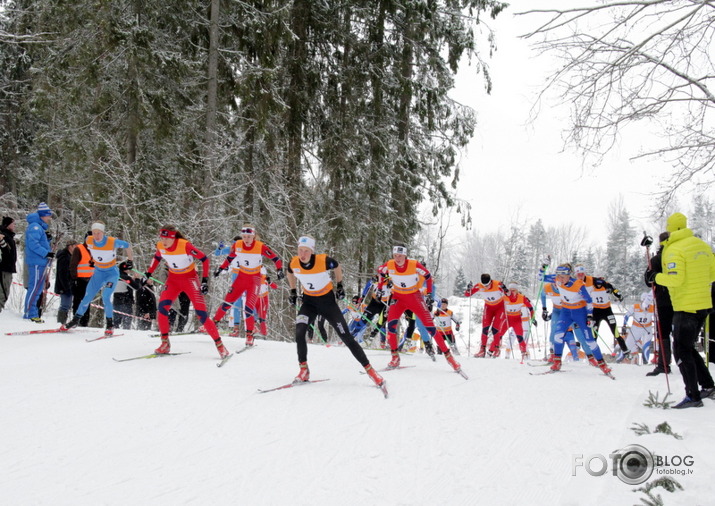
[24,202,54,322]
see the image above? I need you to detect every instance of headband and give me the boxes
[160,229,177,238]
[91,222,105,232]
[392,246,408,255]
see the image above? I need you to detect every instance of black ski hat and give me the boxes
[1,216,14,228]
[480,273,491,285]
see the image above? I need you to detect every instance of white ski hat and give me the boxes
[298,236,315,251]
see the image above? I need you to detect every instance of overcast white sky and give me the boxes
[449,0,679,244]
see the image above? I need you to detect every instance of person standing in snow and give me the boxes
[643,232,674,376]
[286,236,384,387]
[464,273,508,357]
[542,263,612,375]
[23,202,54,322]
[648,212,715,409]
[70,231,94,327]
[61,221,133,336]
[142,225,229,358]
[53,240,76,325]
[377,245,462,373]
[0,216,18,313]
[212,225,283,346]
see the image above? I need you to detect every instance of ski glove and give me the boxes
[455,323,461,332]
[200,278,209,295]
[621,325,628,336]
[644,270,657,286]
[46,251,55,259]
[213,266,225,278]
[289,288,298,306]
[276,268,285,281]
[375,289,385,300]
[586,314,594,327]
[124,259,133,271]
[542,308,550,321]
[612,288,623,301]
[142,271,152,285]
[336,282,345,300]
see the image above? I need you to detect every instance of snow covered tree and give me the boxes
[453,267,468,296]
[519,2,715,208]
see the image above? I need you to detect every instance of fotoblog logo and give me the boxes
[572,444,655,485]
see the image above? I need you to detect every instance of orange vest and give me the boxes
[384,259,421,295]
[76,244,94,278]
[156,239,197,275]
[86,236,117,269]
[290,254,333,296]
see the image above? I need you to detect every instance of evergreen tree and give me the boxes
[453,267,468,296]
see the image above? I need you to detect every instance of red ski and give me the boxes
[257,379,330,394]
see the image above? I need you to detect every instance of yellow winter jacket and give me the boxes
[655,228,715,312]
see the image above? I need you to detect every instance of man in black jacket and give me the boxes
[0,216,18,313]
[644,232,674,376]
[53,240,77,324]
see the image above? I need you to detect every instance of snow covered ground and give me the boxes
[1,306,714,506]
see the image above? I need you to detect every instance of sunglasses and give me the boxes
[241,228,255,234]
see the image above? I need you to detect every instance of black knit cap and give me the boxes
[1,216,14,228]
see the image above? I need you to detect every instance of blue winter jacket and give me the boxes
[25,212,51,266]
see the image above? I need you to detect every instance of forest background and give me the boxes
[1,0,714,333]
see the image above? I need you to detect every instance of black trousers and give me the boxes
[296,292,369,367]
[672,310,714,401]
[72,278,91,326]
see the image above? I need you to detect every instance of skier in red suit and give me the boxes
[145,225,228,358]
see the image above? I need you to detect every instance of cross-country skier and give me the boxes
[255,266,278,336]
[464,273,508,357]
[542,263,611,374]
[434,298,461,354]
[377,245,462,373]
[540,271,587,363]
[504,283,534,360]
[620,292,655,364]
[574,265,629,359]
[212,225,283,346]
[141,225,228,358]
[61,221,133,336]
[286,235,384,387]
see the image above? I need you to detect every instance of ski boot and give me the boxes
[490,347,501,358]
[29,317,44,323]
[588,356,599,367]
[387,351,400,369]
[597,359,612,374]
[295,362,310,383]
[444,350,462,372]
[474,346,487,358]
[155,337,171,354]
[228,327,240,338]
[550,357,562,372]
[104,317,114,337]
[57,310,68,325]
[616,351,632,364]
[245,330,255,347]
[364,365,385,387]
[424,341,436,359]
[60,314,81,331]
[216,340,230,359]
